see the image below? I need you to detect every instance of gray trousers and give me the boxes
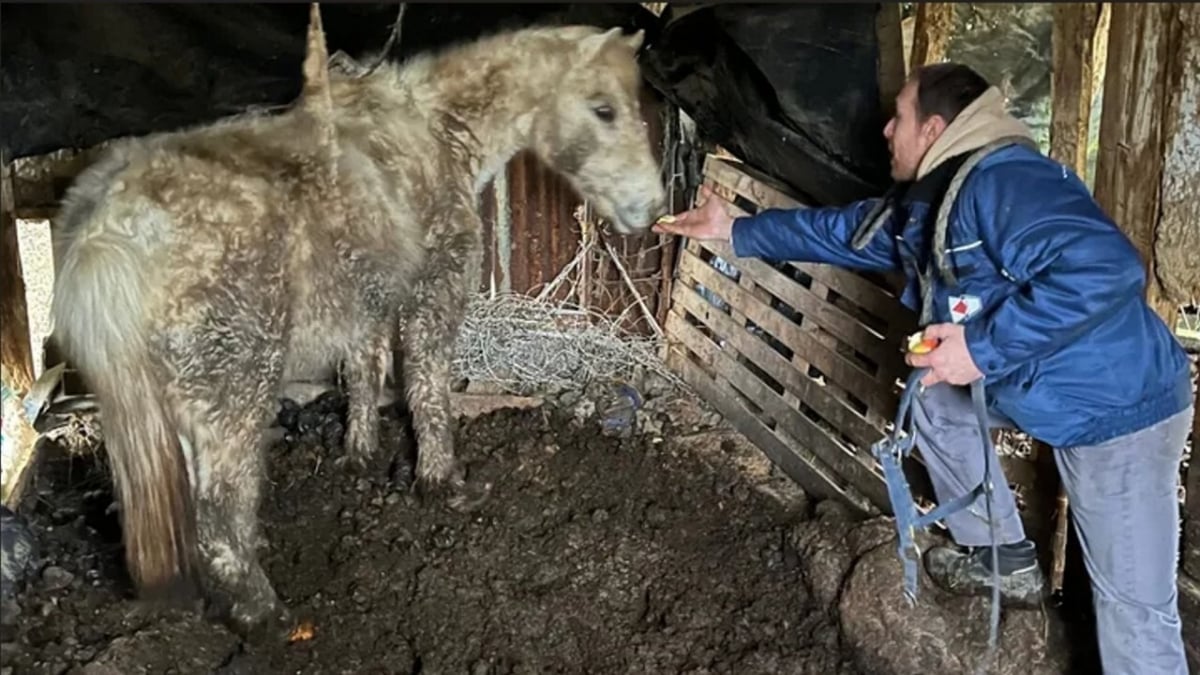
[913,383,1193,675]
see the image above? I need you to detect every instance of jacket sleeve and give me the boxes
[961,157,1147,381]
[729,199,900,272]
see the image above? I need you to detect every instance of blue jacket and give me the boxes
[730,143,1193,448]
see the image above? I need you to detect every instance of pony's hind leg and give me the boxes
[165,307,290,641]
[182,399,291,641]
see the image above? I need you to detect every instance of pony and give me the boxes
[48,7,667,639]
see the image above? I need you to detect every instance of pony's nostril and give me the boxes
[639,196,668,225]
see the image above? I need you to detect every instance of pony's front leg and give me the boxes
[338,321,391,477]
[403,220,482,501]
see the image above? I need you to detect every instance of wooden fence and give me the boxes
[663,154,928,516]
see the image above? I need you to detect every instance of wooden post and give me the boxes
[1050,4,1107,175]
[875,2,908,115]
[1185,379,1200,580]
[1172,3,1200,591]
[908,3,954,70]
[1186,378,1200,673]
[1155,3,1200,306]
[1092,2,1180,325]
[0,153,39,509]
[1091,10,1200,660]
[1038,1,1108,598]
[1171,3,1200,584]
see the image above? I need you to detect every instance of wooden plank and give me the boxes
[667,309,890,510]
[1093,2,1179,324]
[678,249,896,415]
[1,153,39,509]
[670,282,885,452]
[798,263,912,334]
[665,344,875,516]
[694,238,903,374]
[704,155,807,211]
[909,3,954,69]
[11,150,94,211]
[12,206,57,222]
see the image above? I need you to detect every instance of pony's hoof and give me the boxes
[335,452,390,482]
[229,602,295,645]
[208,591,292,645]
[415,462,490,512]
[446,479,493,513]
[414,460,466,503]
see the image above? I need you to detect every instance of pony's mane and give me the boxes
[334,23,611,89]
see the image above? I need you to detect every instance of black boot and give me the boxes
[923,538,1047,608]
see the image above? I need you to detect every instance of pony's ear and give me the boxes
[579,26,623,61]
[624,29,645,52]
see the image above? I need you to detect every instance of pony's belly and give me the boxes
[281,315,353,383]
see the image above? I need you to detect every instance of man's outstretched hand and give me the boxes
[652,184,737,241]
[905,323,985,387]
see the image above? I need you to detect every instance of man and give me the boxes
[654,63,1194,674]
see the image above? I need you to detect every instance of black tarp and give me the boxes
[1,2,893,207]
[638,3,894,205]
[0,3,659,158]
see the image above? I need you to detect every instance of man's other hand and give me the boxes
[906,323,985,387]
[651,184,736,241]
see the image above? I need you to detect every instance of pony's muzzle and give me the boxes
[613,194,669,234]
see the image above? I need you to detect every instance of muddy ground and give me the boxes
[1,386,877,675]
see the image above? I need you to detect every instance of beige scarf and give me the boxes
[916,86,1035,180]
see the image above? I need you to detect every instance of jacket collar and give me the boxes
[916,86,1034,180]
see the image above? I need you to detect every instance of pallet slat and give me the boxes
[704,157,803,212]
[666,344,876,515]
[791,262,914,334]
[666,308,889,509]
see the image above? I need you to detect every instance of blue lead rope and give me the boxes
[870,367,1002,661]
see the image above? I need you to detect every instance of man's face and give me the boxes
[883,81,945,181]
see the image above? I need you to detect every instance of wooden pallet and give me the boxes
[664,154,926,516]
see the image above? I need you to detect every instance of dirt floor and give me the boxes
[1,386,864,675]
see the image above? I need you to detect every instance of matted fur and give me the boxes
[49,9,666,638]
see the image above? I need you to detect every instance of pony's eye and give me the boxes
[593,104,616,123]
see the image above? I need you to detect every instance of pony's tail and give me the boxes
[50,207,198,601]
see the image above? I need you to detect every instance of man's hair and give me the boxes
[908,63,991,126]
